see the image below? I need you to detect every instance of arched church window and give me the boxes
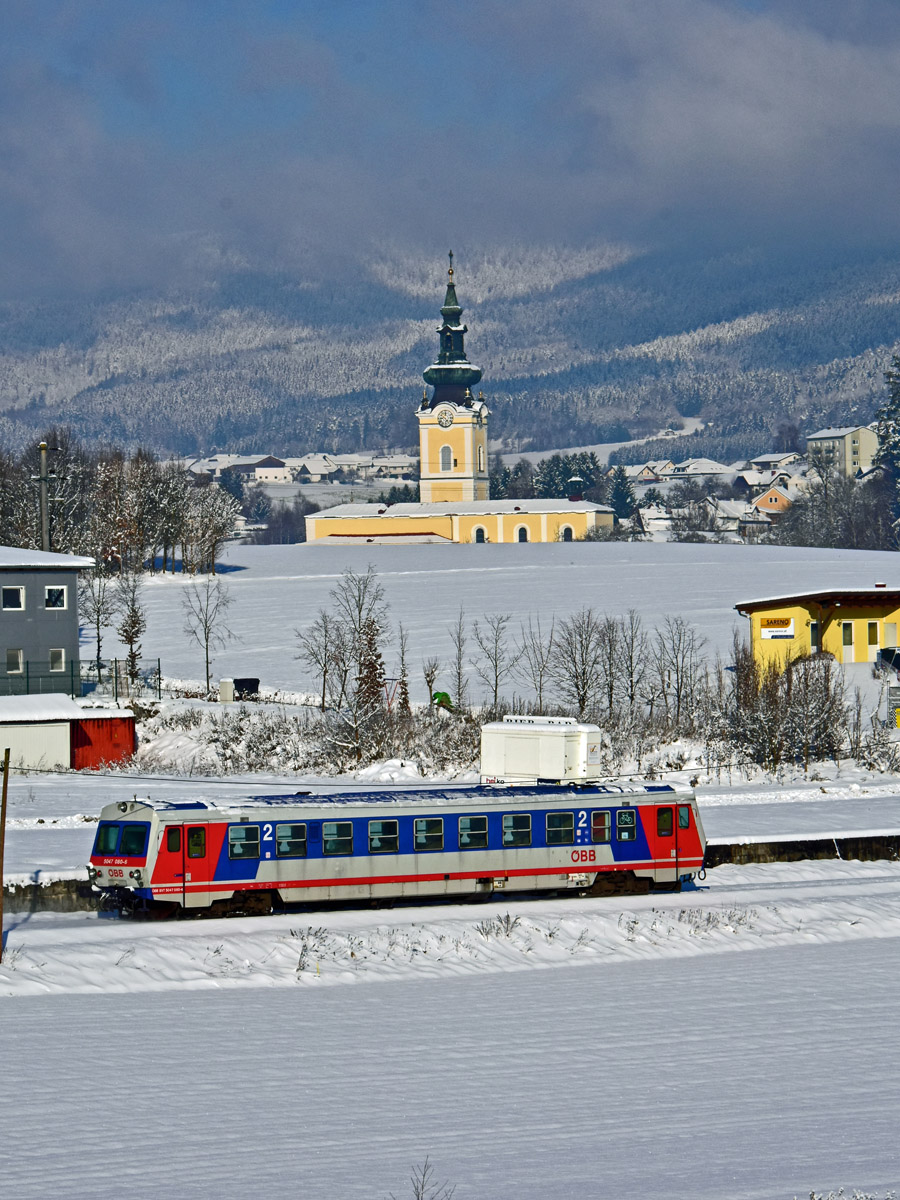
[517,526,529,543]
[440,445,452,472]
[561,526,573,542]
[474,527,486,544]
[478,444,485,472]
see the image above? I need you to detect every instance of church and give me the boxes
[305,257,614,545]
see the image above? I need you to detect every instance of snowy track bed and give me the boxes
[4,859,900,998]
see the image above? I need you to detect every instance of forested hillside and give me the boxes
[1,242,898,460]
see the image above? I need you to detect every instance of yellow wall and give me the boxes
[306,506,613,544]
[746,600,900,669]
[417,408,489,502]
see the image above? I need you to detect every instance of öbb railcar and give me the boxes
[87,783,706,916]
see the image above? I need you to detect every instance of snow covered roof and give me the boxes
[0,546,93,570]
[736,587,900,612]
[0,695,134,722]
[806,426,870,439]
[312,500,614,518]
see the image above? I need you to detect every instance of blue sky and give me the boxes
[3,0,900,298]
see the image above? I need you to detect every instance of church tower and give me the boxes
[417,253,490,503]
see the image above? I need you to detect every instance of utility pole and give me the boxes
[0,747,10,964]
[38,441,50,552]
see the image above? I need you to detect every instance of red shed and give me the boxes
[71,712,136,769]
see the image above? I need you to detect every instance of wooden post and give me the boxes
[0,747,10,963]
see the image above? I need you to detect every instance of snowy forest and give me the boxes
[1,242,900,461]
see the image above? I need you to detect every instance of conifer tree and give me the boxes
[875,354,900,516]
[608,465,637,519]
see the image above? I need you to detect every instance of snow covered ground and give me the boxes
[94,540,900,702]
[2,863,900,1197]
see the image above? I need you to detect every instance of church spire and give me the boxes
[422,251,482,405]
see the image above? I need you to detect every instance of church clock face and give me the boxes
[437,409,454,428]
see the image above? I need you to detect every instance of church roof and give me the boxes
[312,500,614,519]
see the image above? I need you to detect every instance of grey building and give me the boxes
[0,547,93,696]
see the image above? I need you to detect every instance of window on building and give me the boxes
[478,445,485,472]
[323,821,353,856]
[1,587,23,610]
[616,809,637,841]
[6,649,22,674]
[473,527,486,544]
[368,819,399,854]
[187,827,206,858]
[44,586,67,609]
[657,807,674,837]
[869,622,879,646]
[440,445,452,472]
[842,622,853,647]
[459,815,488,849]
[810,622,819,652]
[517,527,528,543]
[561,526,573,542]
[502,813,531,847]
[48,648,65,672]
[414,817,443,851]
[591,811,611,843]
[546,812,574,845]
[228,825,260,860]
[276,823,307,857]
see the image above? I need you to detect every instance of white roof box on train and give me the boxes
[480,715,606,785]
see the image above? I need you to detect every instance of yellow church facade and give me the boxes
[736,587,900,670]
[306,499,613,545]
[306,254,614,545]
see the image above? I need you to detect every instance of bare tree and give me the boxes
[597,614,620,717]
[618,609,649,712]
[389,1157,456,1200]
[471,613,521,708]
[79,565,119,678]
[182,575,235,693]
[549,607,605,718]
[514,614,555,710]
[331,565,389,672]
[395,623,412,717]
[422,657,440,710]
[447,607,469,710]
[297,609,342,711]
[648,615,707,729]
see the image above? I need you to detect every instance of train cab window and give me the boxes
[187,827,206,858]
[368,819,399,854]
[120,824,148,856]
[503,813,531,847]
[591,811,611,843]
[95,823,120,855]
[616,810,636,842]
[166,827,181,853]
[323,821,353,856]
[546,812,574,845]
[276,823,307,857]
[228,825,260,860]
[678,805,691,830]
[459,815,488,849]
[657,807,674,837]
[415,817,443,851]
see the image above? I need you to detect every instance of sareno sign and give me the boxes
[760,616,795,640]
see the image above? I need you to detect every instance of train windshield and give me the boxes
[93,822,149,857]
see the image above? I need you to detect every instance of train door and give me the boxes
[183,823,211,907]
[655,804,678,882]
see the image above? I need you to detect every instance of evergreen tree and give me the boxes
[875,354,900,517]
[489,452,510,499]
[608,466,637,519]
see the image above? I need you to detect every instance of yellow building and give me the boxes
[736,587,900,670]
[305,254,615,544]
[805,425,879,477]
[306,499,613,544]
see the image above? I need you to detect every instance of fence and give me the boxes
[80,658,162,702]
[0,659,83,698]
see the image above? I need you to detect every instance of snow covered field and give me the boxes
[97,540,900,701]
[2,864,900,1198]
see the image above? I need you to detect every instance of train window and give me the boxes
[95,823,120,855]
[459,815,488,849]
[187,827,206,858]
[120,825,148,856]
[678,805,691,830]
[616,810,636,841]
[369,819,399,854]
[415,817,443,851]
[503,813,531,847]
[276,823,307,857]
[546,812,574,845]
[228,825,260,860]
[657,807,674,837]
[591,811,610,843]
[323,821,353,856]
[166,827,181,853]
